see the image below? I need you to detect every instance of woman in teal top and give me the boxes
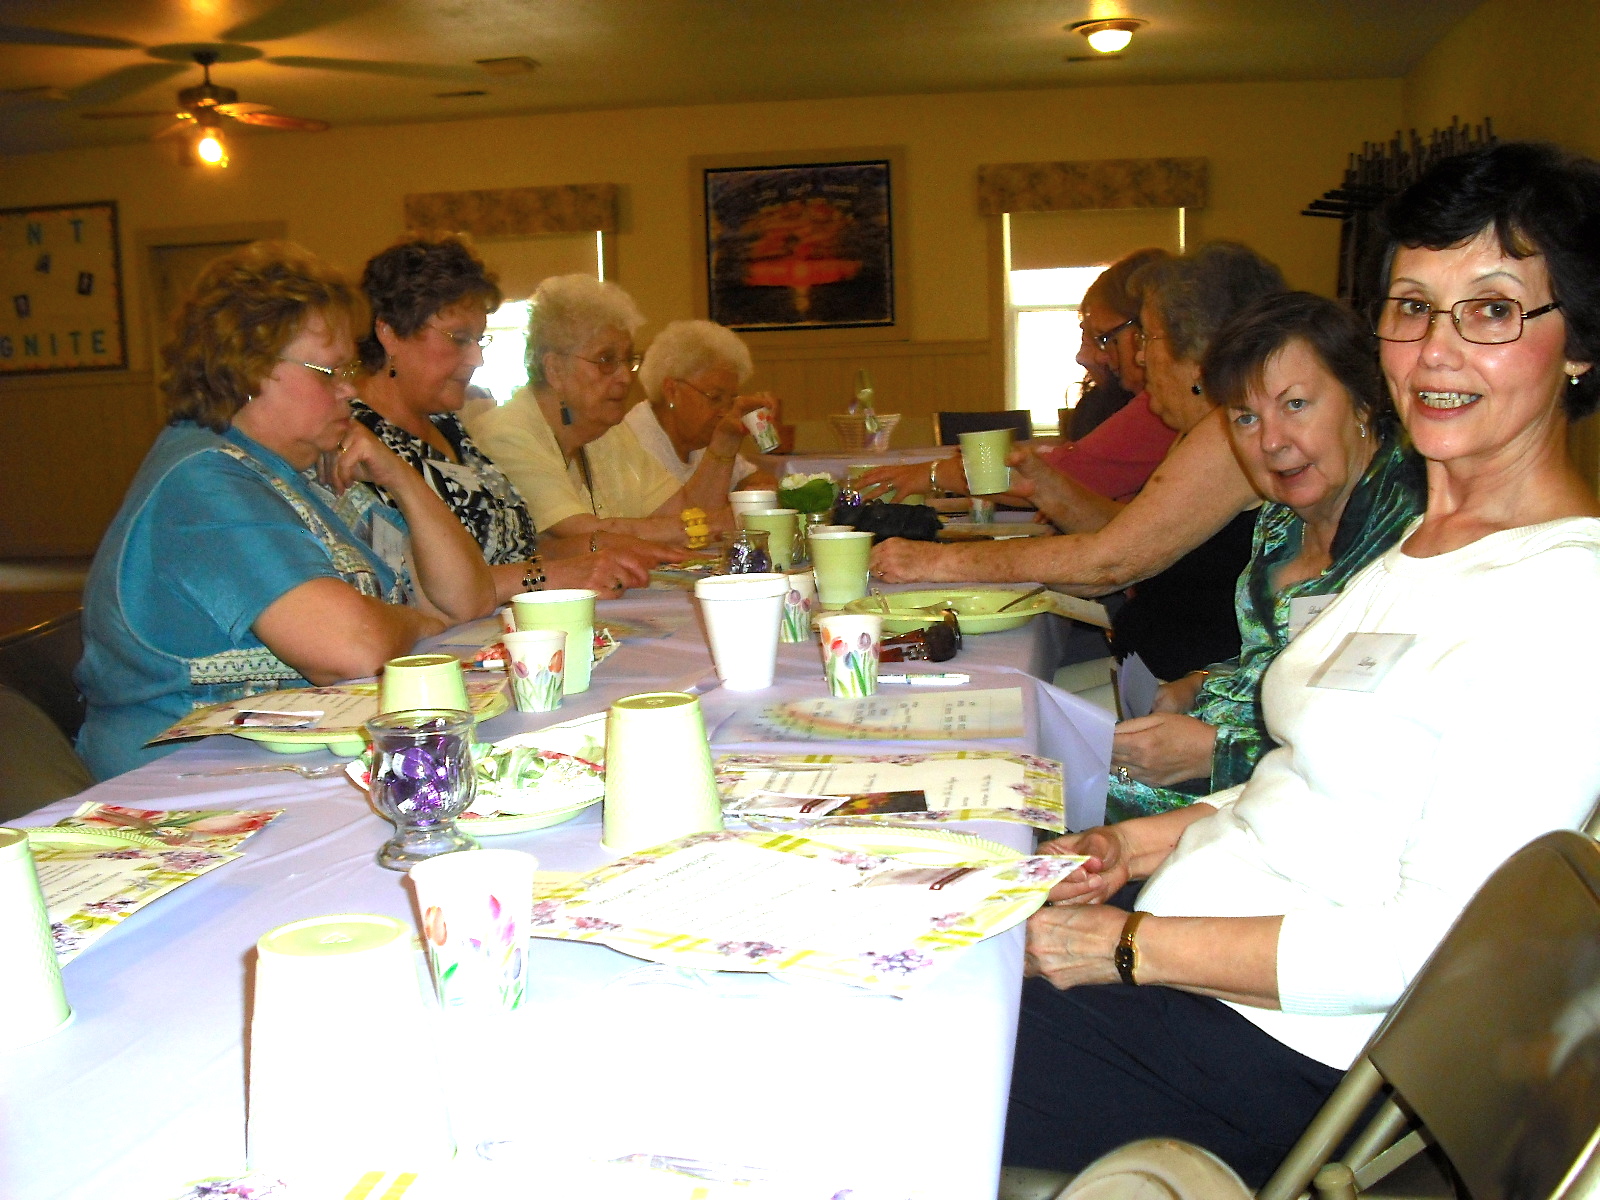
[1106,293,1425,821]
[76,242,494,780]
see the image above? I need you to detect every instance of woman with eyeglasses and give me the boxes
[629,319,779,492]
[352,235,673,602]
[1005,142,1600,1187]
[855,248,1176,505]
[75,242,494,779]
[469,274,772,545]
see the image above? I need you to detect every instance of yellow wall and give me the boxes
[1403,0,1600,156]
[0,76,1401,554]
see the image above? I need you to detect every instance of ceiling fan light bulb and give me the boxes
[1086,27,1134,53]
[196,131,227,166]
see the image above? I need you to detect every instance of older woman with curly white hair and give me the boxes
[468,276,771,545]
[628,319,779,492]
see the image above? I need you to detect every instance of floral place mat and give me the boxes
[152,680,507,744]
[36,804,282,963]
[528,828,1083,994]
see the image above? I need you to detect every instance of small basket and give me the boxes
[828,412,901,454]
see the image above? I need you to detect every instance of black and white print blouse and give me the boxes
[350,398,538,567]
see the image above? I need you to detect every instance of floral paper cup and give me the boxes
[408,849,538,1015]
[817,613,883,698]
[501,629,566,713]
[781,570,817,643]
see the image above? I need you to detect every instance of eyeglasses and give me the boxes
[1084,317,1138,350]
[279,357,362,383]
[428,322,492,350]
[679,378,736,407]
[1372,296,1563,345]
[569,350,642,376]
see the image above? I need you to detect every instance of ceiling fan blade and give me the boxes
[220,0,380,42]
[152,121,196,141]
[230,110,330,132]
[69,62,189,109]
[0,23,139,49]
[80,109,179,120]
[214,101,275,117]
[266,55,486,83]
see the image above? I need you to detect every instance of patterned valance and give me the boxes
[977,158,1207,215]
[402,184,620,236]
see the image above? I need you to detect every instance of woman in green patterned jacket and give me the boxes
[1106,292,1424,821]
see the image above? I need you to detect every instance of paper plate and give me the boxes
[344,711,605,836]
[233,690,510,757]
[796,824,1020,865]
[841,587,1051,634]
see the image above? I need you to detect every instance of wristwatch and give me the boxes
[1114,910,1148,986]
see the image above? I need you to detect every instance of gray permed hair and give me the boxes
[639,320,754,400]
[1134,241,1287,361]
[524,274,646,386]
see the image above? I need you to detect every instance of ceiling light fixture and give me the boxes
[192,112,228,168]
[1068,18,1146,54]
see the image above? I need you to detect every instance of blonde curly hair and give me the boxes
[162,241,367,432]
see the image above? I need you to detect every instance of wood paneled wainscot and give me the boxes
[746,339,996,453]
[0,371,161,557]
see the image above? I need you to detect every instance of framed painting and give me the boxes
[0,200,127,375]
[695,149,906,341]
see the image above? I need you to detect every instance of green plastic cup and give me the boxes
[512,588,597,694]
[740,507,799,571]
[602,692,723,853]
[0,829,73,1048]
[959,428,1013,495]
[808,529,874,607]
[378,653,469,714]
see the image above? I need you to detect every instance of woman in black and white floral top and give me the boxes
[353,233,678,602]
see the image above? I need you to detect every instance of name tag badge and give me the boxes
[1287,593,1336,639]
[1308,631,1415,692]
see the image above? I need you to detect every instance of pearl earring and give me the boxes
[1571,373,1583,387]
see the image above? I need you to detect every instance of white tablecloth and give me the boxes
[0,590,1111,1200]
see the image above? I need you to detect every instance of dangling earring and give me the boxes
[1571,373,1583,387]
[1358,422,1368,439]
[388,363,397,379]
[560,404,573,426]
[1190,383,1203,396]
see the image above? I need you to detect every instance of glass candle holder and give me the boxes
[364,708,479,871]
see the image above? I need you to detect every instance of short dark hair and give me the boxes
[1379,141,1600,419]
[162,241,365,432]
[1135,241,1288,361]
[1203,291,1392,432]
[357,232,502,371]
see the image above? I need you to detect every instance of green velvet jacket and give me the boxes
[1106,434,1426,822]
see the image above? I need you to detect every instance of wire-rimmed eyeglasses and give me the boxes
[278,357,362,383]
[1372,296,1563,345]
[569,350,643,376]
[427,322,493,350]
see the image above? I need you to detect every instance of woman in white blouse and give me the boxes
[1004,141,1600,1186]
[630,320,778,492]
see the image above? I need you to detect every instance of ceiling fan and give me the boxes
[151,50,329,135]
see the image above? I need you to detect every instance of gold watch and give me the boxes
[1114,910,1147,986]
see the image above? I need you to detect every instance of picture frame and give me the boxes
[692,147,907,343]
[0,200,127,375]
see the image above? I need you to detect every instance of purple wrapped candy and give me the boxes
[365,708,479,870]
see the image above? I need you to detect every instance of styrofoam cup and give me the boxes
[694,572,787,690]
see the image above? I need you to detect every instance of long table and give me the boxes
[2,588,1112,1200]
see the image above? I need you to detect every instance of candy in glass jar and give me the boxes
[725,528,771,574]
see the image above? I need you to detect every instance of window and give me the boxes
[471,231,608,404]
[1003,208,1185,431]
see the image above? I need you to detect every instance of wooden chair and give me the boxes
[0,609,86,739]
[1008,828,1600,1200]
[931,410,1034,446]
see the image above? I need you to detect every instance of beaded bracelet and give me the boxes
[522,555,547,592]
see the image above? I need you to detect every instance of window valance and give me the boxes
[977,158,1207,215]
[402,184,620,236]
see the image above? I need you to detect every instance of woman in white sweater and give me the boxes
[1004,141,1600,1186]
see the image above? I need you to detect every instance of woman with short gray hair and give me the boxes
[628,319,778,492]
[469,276,774,544]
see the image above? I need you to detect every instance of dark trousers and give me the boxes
[1004,978,1347,1187]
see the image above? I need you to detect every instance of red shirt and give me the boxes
[1041,392,1176,502]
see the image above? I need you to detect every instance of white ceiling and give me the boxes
[0,0,1485,157]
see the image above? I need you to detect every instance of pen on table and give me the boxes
[876,673,971,686]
